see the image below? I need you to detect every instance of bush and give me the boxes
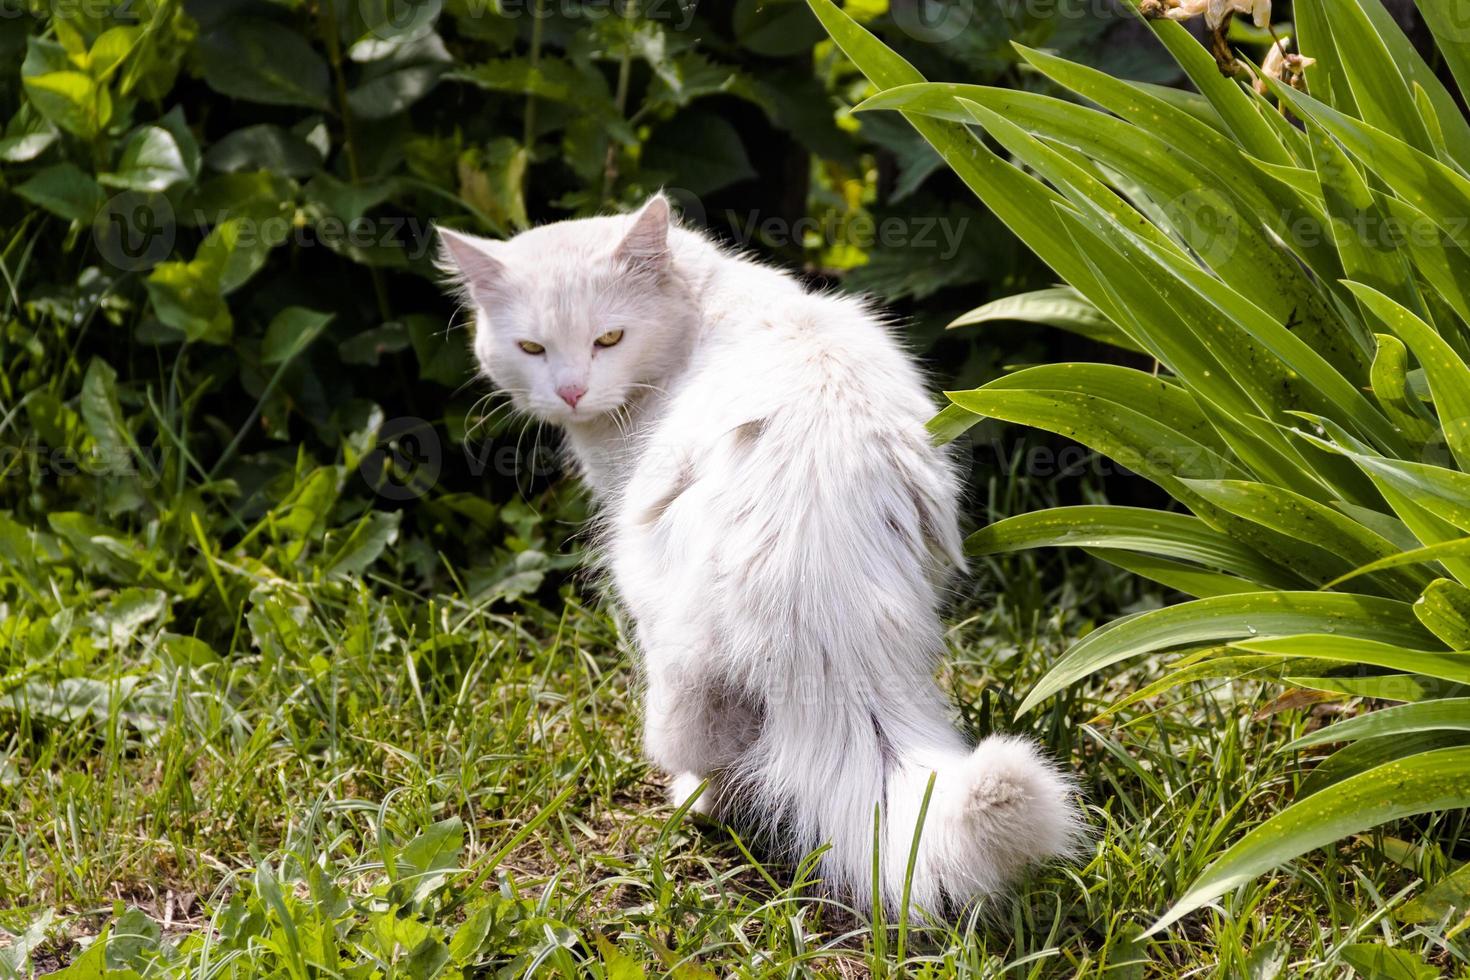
[811,0,1470,934]
[0,0,1163,579]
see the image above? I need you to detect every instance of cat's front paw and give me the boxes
[669,772,716,817]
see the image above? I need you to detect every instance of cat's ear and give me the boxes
[436,226,507,305]
[614,194,671,273]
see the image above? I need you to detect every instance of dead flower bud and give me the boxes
[1141,0,1271,30]
[1141,0,1273,77]
[1256,37,1317,94]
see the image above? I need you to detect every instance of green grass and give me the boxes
[3,496,1466,978]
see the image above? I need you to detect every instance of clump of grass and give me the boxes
[3,502,1465,976]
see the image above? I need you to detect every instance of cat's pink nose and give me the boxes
[557,384,586,408]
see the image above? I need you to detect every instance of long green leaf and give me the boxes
[804,0,1118,336]
[864,83,1353,373]
[981,364,1224,454]
[946,388,1243,491]
[1323,0,1434,154]
[1326,537,1470,590]
[1182,479,1423,598]
[1271,81,1470,252]
[967,505,1298,588]
[1136,15,1294,167]
[1232,635,1470,685]
[1417,1,1470,117]
[1286,699,1470,749]
[1309,127,1423,320]
[1150,747,1470,934]
[1083,549,1259,599]
[946,287,1146,355]
[1020,593,1434,715]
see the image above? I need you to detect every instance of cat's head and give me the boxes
[437,195,696,427]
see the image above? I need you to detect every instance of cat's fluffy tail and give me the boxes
[743,704,1084,916]
[879,732,1085,914]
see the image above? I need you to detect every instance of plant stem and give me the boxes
[523,0,546,200]
[602,0,636,202]
[317,0,393,324]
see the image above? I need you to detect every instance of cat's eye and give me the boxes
[517,340,546,355]
[594,329,624,348]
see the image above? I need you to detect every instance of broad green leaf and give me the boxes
[1299,730,1470,797]
[1415,579,1470,648]
[644,112,756,197]
[205,124,322,178]
[268,468,339,551]
[1304,429,1470,535]
[1328,537,1470,590]
[1398,860,1470,927]
[409,314,473,386]
[1021,593,1434,715]
[392,816,463,904]
[15,162,105,222]
[927,403,978,446]
[101,125,192,192]
[1344,282,1470,472]
[80,359,131,467]
[348,62,448,120]
[261,307,333,365]
[1340,944,1442,980]
[945,387,1243,493]
[1286,698,1470,749]
[1370,334,1437,446]
[450,57,616,117]
[1150,747,1470,935]
[23,70,110,138]
[197,17,331,110]
[946,287,1144,355]
[327,510,401,577]
[1287,673,1461,704]
[980,364,1224,453]
[145,250,233,345]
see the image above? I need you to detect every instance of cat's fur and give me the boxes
[437,195,1083,914]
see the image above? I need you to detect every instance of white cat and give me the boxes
[437,195,1082,915]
